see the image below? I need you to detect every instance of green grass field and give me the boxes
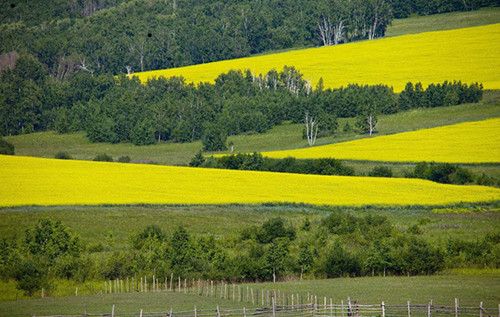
[386,7,500,37]
[0,204,498,250]
[1,272,499,316]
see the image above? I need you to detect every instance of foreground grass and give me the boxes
[0,204,498,248]
[131,24,500,92]
[262,118,500,163]
[0,290,259,317]
[1,273,499,316]
[5,91,500,166]
[2,155,499,207]
[386,7,500,37]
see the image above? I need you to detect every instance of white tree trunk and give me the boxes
[333,20,344,45]
[368,115,375,136]
[318,17,333,46]
[305,112,319,146]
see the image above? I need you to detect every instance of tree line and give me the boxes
[189,152,498,187]
[1,215,499,295]
[0,0,497,77]
[0,54,483,149]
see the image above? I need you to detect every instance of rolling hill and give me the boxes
[131,24,500,92]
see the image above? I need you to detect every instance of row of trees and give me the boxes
[0,55,483,149]
[1,0,497,77]
[190,152,498,186]
[2,215,499,295]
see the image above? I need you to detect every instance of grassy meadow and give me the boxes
[5,90,500,166]
[2,155,500,207]
[131,24,500,92]
[262,118,500,163]
[0,204,498,250]
[1,272,499,316]
[386,7,500,37]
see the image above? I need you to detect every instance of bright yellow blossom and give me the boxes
[262,118,500,163]
[132,24,500,92]
[1,155,498,207]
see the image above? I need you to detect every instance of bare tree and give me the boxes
[367,114,376,136]
[305,112,319,146]
[318,17,333,46]
[333,20,345,45]
[76,58,93,74]
[125,65,133,76]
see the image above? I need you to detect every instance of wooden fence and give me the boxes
[34,298,500,317]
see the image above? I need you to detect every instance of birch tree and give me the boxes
[304,112,319,146]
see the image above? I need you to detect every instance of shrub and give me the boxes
[55,151,72,160]
[117,155,131,163]
[189,151,206,167]
[0,138,15,155]
[368,166,393,177]
[93,153,113,162]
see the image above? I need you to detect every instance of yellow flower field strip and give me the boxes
[262,118,500,163]
[131,24,500,93]
[1,155,499,207]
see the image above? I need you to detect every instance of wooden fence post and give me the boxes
[111,305,115,317]
[341,300,345,317]
[348,297,352,317]
[194,306,197,317]
[272,297,276,317]
[479,302,483,317]
[217,305,220,317]
[408,301,411,317]
[455,298,459,317]
[140,309,143,317]
[244,307,247,317]
[428,301,431,317]
[170,308,173,317]
[330,298,333,317]
[382,302,385,317]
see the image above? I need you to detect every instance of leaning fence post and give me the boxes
[382,301,385,317]
[455,298,459,317]
[347,298,352,317]
[272,297,276,317]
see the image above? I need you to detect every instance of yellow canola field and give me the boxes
[262,118,500,163]
[132,24,500,92]
[1,155,499,207]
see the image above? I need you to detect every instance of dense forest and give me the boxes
[0,0,498,77]
[1,215,499,295]
[0,54,483,149]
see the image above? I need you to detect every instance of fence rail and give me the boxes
[35,299,500,317]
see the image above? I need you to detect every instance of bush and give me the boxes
[189,151,206,167]
[368,166,393,177]
[117,156,131,163]
[93,153,113,162]
[55,151,72,160]
[0,138,15,155]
